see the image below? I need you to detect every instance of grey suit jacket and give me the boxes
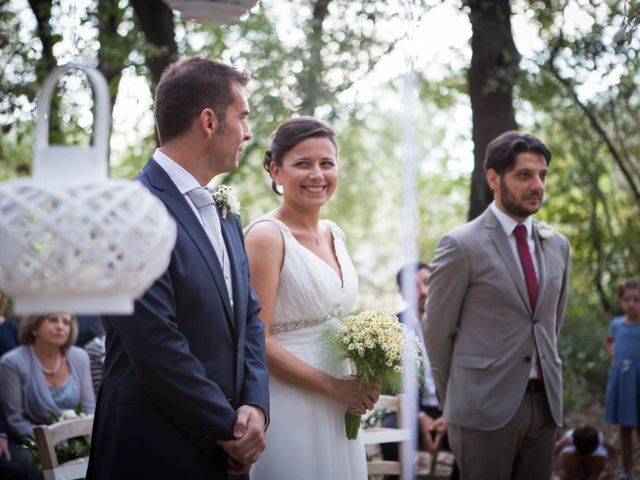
[424,207,570,430]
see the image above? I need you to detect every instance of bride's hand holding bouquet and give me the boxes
[326,375,380,416]
[330,309,424,439]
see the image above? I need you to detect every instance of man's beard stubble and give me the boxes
[499,175,541,219]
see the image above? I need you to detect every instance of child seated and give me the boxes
[554,426,615,480]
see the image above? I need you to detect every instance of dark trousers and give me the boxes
[447,389,556,480]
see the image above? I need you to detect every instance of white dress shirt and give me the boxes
[490,202,539,279]
[403,309,439,408]
[152,149,234,306]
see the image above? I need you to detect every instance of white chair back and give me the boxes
[34,417,93,480]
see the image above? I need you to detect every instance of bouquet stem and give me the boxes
[344,410,361,440]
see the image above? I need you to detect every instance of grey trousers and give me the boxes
[447,388,557,480]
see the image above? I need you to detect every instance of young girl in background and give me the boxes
[604,279,640,480]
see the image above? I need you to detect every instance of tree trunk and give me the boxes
[97,0,133,110]
[466,0,519,220]
[95,0,138,167]
[28,0,63,143]
[299,0,331,115]
[27,0,57,81]
[130,0,178,90]
[130,0,178,146]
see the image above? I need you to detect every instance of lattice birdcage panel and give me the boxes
[0,179,176,313]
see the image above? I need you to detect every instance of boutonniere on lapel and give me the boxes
[535,220,555,249]
[211,184,240,219]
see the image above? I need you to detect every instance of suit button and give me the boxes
[524,356,532,363]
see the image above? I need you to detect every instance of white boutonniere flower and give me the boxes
[212,184,240,219]
[536,220,554,248]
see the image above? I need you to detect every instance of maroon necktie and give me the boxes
[514,224,544,381]
[513,225,538,312]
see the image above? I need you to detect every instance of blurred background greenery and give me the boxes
[2,0,639,414]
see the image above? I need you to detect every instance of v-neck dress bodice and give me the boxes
[246,214,366,480]
[256,216,358,335]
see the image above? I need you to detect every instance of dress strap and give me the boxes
[244,216,293,239]
[323,220,346,243]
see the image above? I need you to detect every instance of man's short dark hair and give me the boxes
[572,426,599,457]
[155,57,249,144]
[484,131,552,175]
[396,261,430,290]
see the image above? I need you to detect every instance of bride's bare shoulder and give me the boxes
[245,218,286,248]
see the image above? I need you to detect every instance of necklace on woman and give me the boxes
[308,227,322,246]
[31,346,61,375]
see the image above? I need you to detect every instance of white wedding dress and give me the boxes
[247,216,367,480]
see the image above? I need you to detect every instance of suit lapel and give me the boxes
[484,209,532,315]
[219,213,244,333]
[532,222,547,316]
[143,159,235,333]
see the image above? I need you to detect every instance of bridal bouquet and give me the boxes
[331,309,424,439]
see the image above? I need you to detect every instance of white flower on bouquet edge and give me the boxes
[212,184,240,219]
[60,409,91,421]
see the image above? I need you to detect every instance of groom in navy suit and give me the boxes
[87,58,269,480]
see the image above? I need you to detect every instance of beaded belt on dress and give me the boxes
[270,309,346,334]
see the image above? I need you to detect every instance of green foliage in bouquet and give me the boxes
[22,404,91,473]
[331,309,424,439]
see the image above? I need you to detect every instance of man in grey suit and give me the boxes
[424,131,571,480]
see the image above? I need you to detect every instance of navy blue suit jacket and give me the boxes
[87,159,269,480]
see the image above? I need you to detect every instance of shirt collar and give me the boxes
[152,148,202,195]
[490,201,534,238]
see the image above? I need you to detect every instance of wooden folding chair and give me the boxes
[33,417,93,480]
[363,394,454,479]
[362,394,412,476]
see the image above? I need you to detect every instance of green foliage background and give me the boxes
[2,0,640,415]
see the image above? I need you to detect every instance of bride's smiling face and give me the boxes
[270,136,338,208]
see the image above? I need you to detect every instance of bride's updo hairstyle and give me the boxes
[263,116,337,195]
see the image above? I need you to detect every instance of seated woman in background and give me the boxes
[0,313,95,442]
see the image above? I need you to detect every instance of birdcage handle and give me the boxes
[33,62,111,180]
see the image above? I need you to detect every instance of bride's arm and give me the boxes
[245,222,377,413]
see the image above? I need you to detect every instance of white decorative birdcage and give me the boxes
[0,63,176,314]
[163,0,258,24]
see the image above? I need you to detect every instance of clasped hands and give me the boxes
[419,414,447,455]
[218,405,266,475]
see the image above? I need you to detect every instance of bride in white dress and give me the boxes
[245,117,379,480]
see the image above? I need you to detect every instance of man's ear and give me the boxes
[199,108,218,135]
[486,168,499,193]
